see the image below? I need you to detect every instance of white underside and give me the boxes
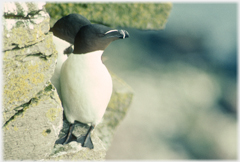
[50,35,70,99]
[60,51,113,125]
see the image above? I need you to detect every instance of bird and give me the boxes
[55,23,129,149]
[50,14,91,100]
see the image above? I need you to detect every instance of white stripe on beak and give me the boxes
[104,30,119,35]
[122,30,126,39]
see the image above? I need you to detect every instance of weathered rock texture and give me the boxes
[3,2,62,160]
[3,2,171,160]
[3,83,62,160]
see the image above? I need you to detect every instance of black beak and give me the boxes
[119,30,130,39]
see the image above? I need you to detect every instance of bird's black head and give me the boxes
[73,24,129,54]
[50,13,91,44]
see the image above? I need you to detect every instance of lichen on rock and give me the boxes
[3,82,63,160]
[3,10,50,51]
[3,2,61,160]
[3,33,58,126]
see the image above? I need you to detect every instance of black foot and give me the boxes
[77,133,93,149]
[55,124,77,145]
[77,125,95,149]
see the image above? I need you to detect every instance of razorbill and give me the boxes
[55,24,129,149]
[50,14,91,99]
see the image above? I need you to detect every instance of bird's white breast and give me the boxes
[60,51,113,125]
[50,35,70,99]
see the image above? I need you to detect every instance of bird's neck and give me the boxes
[70,50,104,65]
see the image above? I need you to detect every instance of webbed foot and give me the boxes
[77,125,95,149]
[55,124,77,145]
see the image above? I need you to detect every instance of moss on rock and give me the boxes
[45,3,172,30]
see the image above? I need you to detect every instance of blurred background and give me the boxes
[103,3,237,160]
[46,3,238,160]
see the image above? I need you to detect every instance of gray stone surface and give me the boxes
[2,1,58,127]
[3,2,46,17]
[3,83,63,160]
[3,9,50,51]
[3,33,58,125]
[3,2,61,160]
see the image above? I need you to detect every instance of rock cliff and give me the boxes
[3,2,171,160]
[3,2,61,160]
